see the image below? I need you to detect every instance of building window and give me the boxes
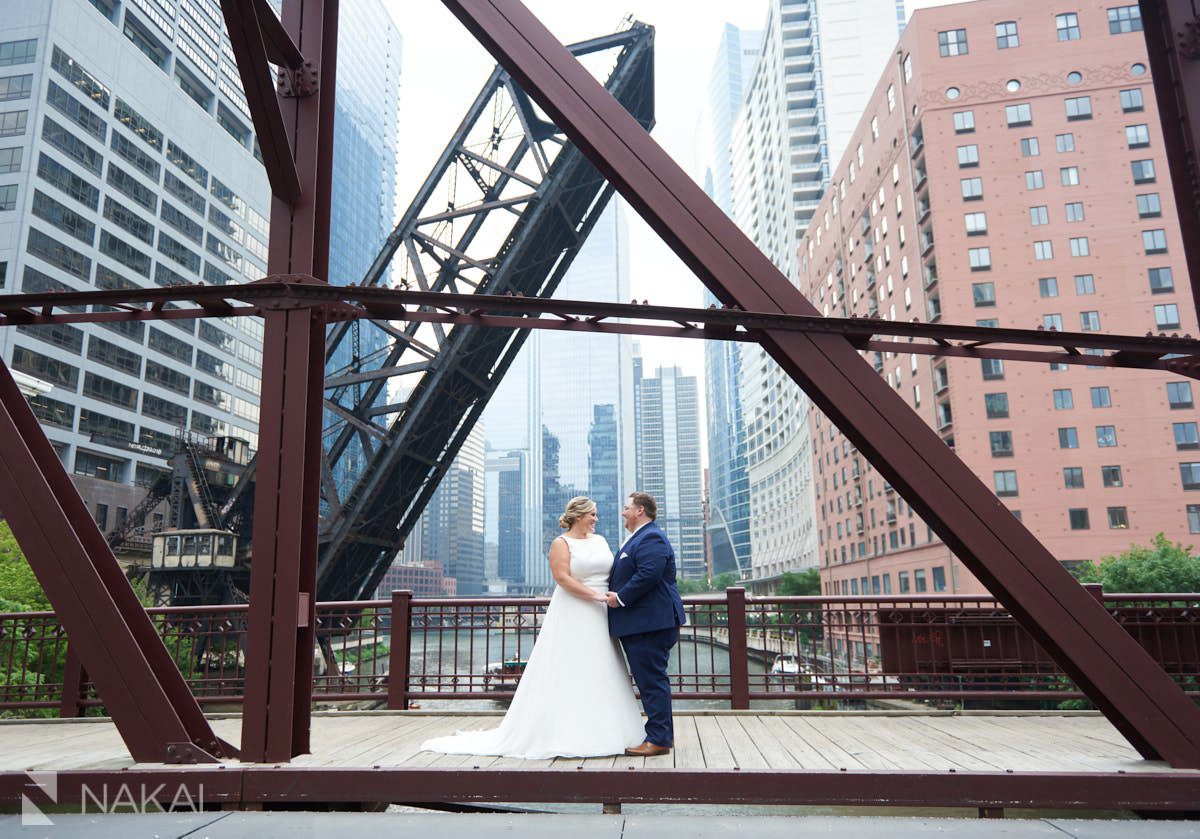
[1056,12,1081,40]
[972,281,996,305]
[957,144,980,167]
[1068,508,1090,530]
[1064,97,1092,122]
[995,21,1019,47]
[1039,277,1059,297]
[1125,123,1151,148]
[939,28,969,56]
[931,567,947,592]
[1053,388,1074,409]
[1080,310,1100,331]
[903,53,913,81]
[968,248,992,271]
[985,392,1009,418]
[1060,166,1080,186]
[1063,201,1085,223]
[1174,422,1200,450]
[990,430,1014,457]
[1143,228,1168,254]
[965,211,988,235]
[1034,240,1053,260]
[1149,267,1174,293]
[123,12,170,70]
[1136,193,1161,218]
[1189,505,1200,534]
[1120,88,1144,112]
[994,470,1018,497]
[1020,137,1039,157]
[0,108,27,137]
[1029,205,1049,226]
[1090,386,1112,408]
[981,358,1005,380]
[31,189,94,245]
[0,39,37,67]
[1055,132,1075,153]
[1154,303,1181,330]
[914,569,927,592]
[1096,425,1118,447]
[1069,236,1089,257]
[0,73,33,102]
[1181,462,1200,490]
[1168,382,1194,409]
[1131,159,1156,183]
[1074,275,1095,297]
[953,110,975,133]
[1005,103,1032,127]
[1064,466,1085,488]
[1059,427,1079,449]
[1025,170,1045,190]
[75,451,126,483]
[1108,5,1142,33]
[960,177,984,200]
[1101,465,1123,487]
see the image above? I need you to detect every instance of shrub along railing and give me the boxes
[0,587,1195,716]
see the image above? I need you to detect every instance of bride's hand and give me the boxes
[594,593,608,603]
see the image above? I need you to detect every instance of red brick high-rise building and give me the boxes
[799,0,1196,655]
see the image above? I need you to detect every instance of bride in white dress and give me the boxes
[421,496,645,759]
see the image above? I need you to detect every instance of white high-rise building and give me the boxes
[730,0,903,584]
[0,0,273,530]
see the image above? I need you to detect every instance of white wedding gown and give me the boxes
[421,534,645,758]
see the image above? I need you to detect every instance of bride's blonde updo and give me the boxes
[558,496,596,530]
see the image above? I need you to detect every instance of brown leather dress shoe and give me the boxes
[624,741,671,756]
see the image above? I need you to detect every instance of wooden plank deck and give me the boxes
[0,710,1191,775]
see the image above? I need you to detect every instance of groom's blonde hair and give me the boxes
[558,496,596,529]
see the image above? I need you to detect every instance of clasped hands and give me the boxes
[602,591,620,607]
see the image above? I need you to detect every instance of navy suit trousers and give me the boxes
[619,625,679,747]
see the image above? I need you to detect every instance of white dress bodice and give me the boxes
[561,534,613,591]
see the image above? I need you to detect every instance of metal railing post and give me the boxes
[726,587,751,709]
[59,645,86,718]
[387,590,412,710]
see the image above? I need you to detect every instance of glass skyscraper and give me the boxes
[699,24,760,579]
[482,197,635,593]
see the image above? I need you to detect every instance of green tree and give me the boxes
[0,521,50,611]
[1073,533,1200,593]
[711,572,739,591]
[776,568,821,596]
[677,578,709,595]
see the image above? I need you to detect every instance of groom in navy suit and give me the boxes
[605,491,687,756]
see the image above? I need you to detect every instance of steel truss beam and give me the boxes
[4,282,1198,376]
[1140,0,1200,323]
[0,359,231,763]
[439,0,1200,768]
[224,0,339,762]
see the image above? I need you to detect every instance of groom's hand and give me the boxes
[604,591,620,608]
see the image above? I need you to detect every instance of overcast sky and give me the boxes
[378,1,959,382]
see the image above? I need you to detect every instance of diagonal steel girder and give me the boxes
[0,359,231,763]
[441,0,1200,768]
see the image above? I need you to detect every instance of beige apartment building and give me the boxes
[798,0,1197,626]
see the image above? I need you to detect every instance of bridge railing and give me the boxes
[0,587,1196,715]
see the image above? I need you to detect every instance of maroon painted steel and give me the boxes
[236,0,339,763]
[0,360,229,762]
[1141,0,1200,324]
[387,590,412,710]
[58,648,86,719]
[724,587,751,710]
[3,282,1197,375]
[220,0,303,203]
[440,0,1200,767]
[6,765,1194,812]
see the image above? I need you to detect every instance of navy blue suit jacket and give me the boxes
[607,522,687,638]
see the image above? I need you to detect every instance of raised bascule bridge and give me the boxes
[0,0,1199,819]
